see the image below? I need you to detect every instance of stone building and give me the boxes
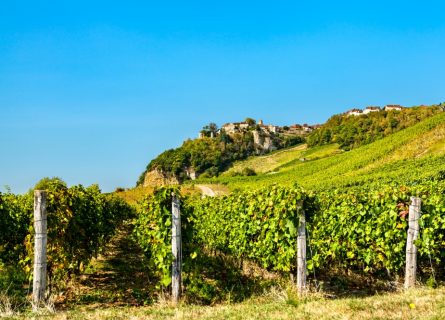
[363,106,381,114]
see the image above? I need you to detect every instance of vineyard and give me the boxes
[2,177,445,315]
[0,178,134,303]
[1,110,445,317]
[199,111,445,191]
[131,180,445,303]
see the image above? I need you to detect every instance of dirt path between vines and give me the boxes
[195,185,217,197]
[61,221,153,308]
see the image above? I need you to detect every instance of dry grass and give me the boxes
[222,144,342,179]
[114,186,154,205]
[0,293,14,318]
[58,221,153,309]
[115,185,211,205]
[9,286,444,319]
[194,184,230,197]
[224,144,307,175]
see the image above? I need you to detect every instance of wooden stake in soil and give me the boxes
[297,207,306,295]
[33,190,47,307]
[171,193,182,303]
[405,196,421,289]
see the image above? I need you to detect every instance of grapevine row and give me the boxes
[0,178,134,285]
[134,181,445,294]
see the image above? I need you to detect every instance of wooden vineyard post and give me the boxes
[33,190,47,308]
[297,205,306,295]
[405,196,421,289]
[171,193,182,304]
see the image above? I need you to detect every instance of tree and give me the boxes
[245,118,256,126]
[208,123,218,135]
[202,122,218,137]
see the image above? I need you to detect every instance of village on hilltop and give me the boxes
[199,119,321,139]
[345,104,404,116]
[201,104,406,138]
[220,119,322,135]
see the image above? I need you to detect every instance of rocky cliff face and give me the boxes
[143,169,180,187]
[252,130,278,154]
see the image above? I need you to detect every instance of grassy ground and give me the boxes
[7,286,445,319]
[58,221,153,308]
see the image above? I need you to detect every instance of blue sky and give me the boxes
[1,1,445,193]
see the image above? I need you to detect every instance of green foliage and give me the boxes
[283,135,305,148]
[0,192,32,264]
[245,118,256,126]
[135,186,311,281]
[0,177,134,287]
[136,182,445,300]
[226,167,257,177]
[63,185,134,274]
[137,134,257,184]
[308,182,445,276]
[190,185,312,272]
[0,262,28,310]
[308,105,441,150]
[201,122,219,138]
[181,253,268,304]
[241,167,257,176]
[133,187,194,288]
[133,185,312,302]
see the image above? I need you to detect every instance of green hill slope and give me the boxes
[307,105,442,150]
[138,105,442,187]
[197,111,445,191]
[222,143,342,175]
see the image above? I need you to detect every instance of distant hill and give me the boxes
[136,118,307,186]
[199,110,445,191]
[137,104,445,189]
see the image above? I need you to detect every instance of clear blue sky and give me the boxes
[1,1,444,193]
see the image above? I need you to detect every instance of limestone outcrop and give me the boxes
[143,169,180,187]
[252,130,278,154]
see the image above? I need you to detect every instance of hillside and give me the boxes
[136,119,306,186]
[196,111,445,191]
[223,143,340,175]
[307,104,443,150]
[137,105,443,189]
